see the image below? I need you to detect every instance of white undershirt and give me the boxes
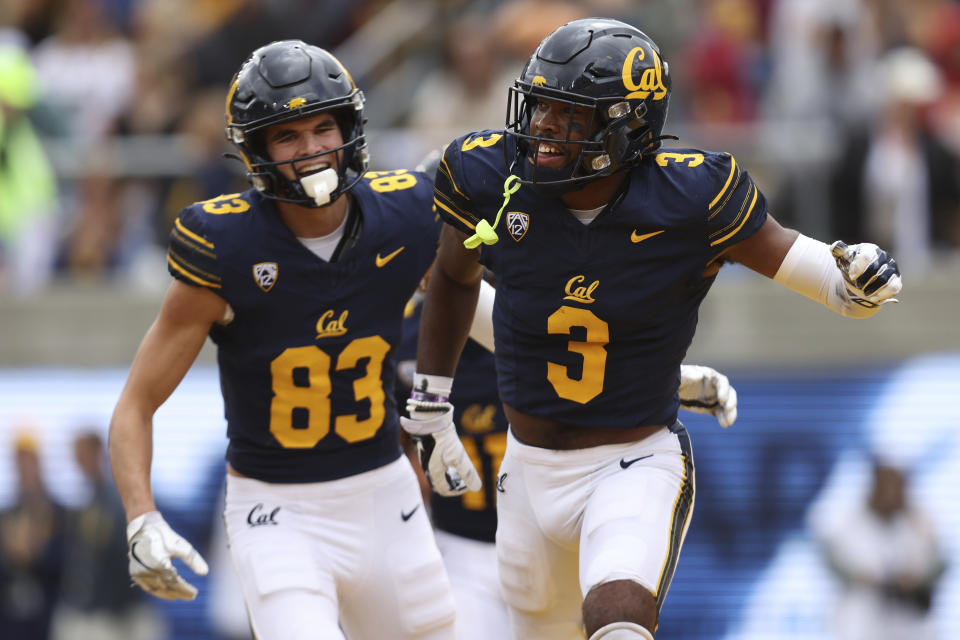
[567,204,605,225]
[297,204,350,261]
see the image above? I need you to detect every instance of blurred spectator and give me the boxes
[153,89,247,237]
[764,0,880,128]
[683,0,763,124]
[407,13,523,151]
[52,169,126,281]
[828,47,960,273]
[0,0,64,47]
[0,428,65,640]
[817,460,947,640]
[490,0,588,61]
[0,44,58,295]
[50,430,163,640]
[185,0,307,90]
[923,2,960,157]
[30,0,135,141]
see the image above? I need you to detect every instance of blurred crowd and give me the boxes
[0,427,165,640]
[1,0,960,295]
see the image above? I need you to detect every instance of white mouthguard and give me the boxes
[300,168,339,206]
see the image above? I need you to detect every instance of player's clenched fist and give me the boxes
[830,241,901,308]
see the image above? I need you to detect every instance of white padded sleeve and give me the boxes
[773,234,878,319]
[467,278,496,352]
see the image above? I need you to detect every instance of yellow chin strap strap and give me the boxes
[463,175,521,249]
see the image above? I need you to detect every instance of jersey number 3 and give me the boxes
[269,337,391,448]
[547,306,609,404]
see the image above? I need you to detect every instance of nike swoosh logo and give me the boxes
[619,454,654,469]
[401,504,420,522]
[375,246,405,267]
[630,229,665,244]
[130,541,152,569]
[496,472,507,493]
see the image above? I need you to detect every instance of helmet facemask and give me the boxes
[228,94,368,208]
[503,18,676,195]
[506,82,665,194]
[224,41,369,208]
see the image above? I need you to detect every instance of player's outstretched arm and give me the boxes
[403,224,484,496]
[724,217,901,318]
[109,279,225,599]
[678,364,737,427]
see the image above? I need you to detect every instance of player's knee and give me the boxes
[588,621,655,640]
[582,579,657,637]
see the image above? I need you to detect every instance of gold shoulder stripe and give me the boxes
[175,217,214,249]
[707,174,741,221]
[709,182,753,240]
[435,189,478,224]
[434,196,477,231]
[439,156,470,200]
[171,228,217,260]
[708,154,737,211]
[710,184,758,247]
[167,253,222,289]
[168,248,221,282]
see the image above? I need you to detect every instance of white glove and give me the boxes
[830,241,901,308]
[127,511,209,601]
[401,377,482,497]
[678,364,738,428]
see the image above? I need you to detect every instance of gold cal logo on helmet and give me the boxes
[532,76,547,86]
[286,97,308,109]
[621,46,667,100]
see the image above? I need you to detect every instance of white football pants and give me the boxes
[495,423,695,639]
[434,529,510,640]
[224,456,458,640]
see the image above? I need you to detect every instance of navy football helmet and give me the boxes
[506,18,674,193]
[225,40,368,207]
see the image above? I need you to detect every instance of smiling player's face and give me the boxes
[527,98,594,169]
[264,112,344,182]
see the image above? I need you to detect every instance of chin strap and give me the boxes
[638,133,679,158]
[464,175,521,249]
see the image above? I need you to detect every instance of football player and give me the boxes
[108,40,483,640]
[410,18,902,640]
[398,289,737,640]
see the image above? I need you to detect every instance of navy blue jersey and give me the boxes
[397,297,506,542]
[167,170,439,482]
[434,131,767,429]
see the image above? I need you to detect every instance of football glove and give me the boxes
[678,364,738,428]
[830,241,902,308]
[127,511,209,601]
[401,378,482,497]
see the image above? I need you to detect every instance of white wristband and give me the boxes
[773,234,878,319]
[411,373,454,396]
